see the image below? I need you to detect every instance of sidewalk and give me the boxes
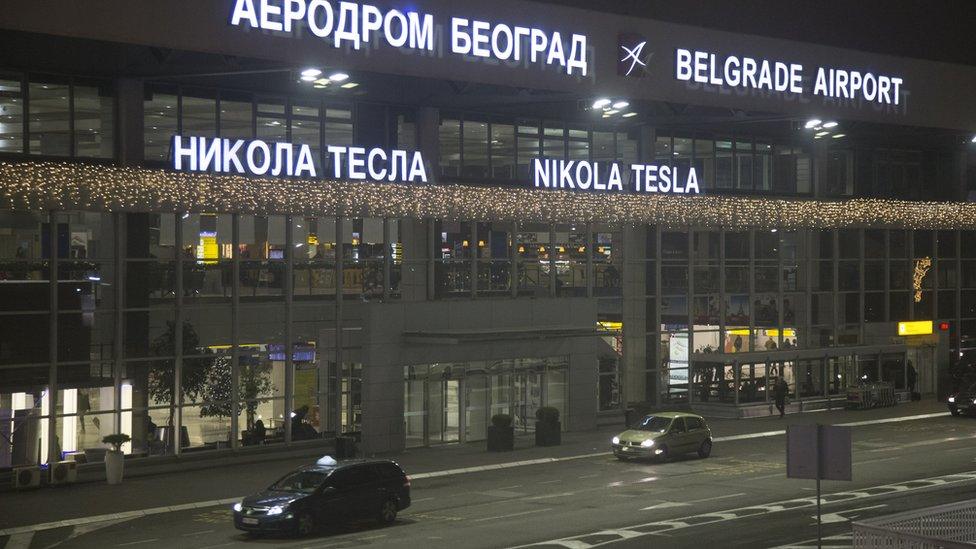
[0,399,948,531]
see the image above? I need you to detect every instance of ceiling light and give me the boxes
[602,113,611,118]
[605,109,619,115]
[815,131,829,137]
[314,78,330,86]
[592,98,611,109]
[832,133,846,139]
[300,75,317,82]
[804,119,822,129]
[340,82,359,89]
[301,68,322,78]
[622,112,638,118]
[329,72,350,82]
[313,84,328,89]
[612,100,629,109]
[822,121,838,128]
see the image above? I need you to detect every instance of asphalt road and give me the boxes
[6,414,976,549]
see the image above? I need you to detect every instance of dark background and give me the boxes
[538,0,976,66]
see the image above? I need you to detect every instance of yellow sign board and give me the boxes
[897,320,933,336]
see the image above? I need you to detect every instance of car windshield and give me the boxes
[636,416,672,433]
[270,470,328,494]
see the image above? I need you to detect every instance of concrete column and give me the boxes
[397,218,428,302]
[416,107,440,184]
[621,225,648,405]
[115,78,144,167]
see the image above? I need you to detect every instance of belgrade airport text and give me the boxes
[533,158,701,194]
[676,48,904,105]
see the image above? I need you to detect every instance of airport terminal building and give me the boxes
[1,0,976,471]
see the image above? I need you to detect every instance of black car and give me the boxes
[233,457,411,536]
[948,383,976,416]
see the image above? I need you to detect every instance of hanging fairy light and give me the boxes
[2,161,976,230]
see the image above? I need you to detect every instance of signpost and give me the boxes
[787,424,852,548]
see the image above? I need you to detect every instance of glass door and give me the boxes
[464,375,488,442]
[513,370,542,433]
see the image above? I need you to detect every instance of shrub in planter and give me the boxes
[535,407,561,447]
[102,433,131,485]
[487,414,514,452]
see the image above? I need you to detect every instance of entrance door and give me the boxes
[513,370,542,433]
[465,375,488,442]
[428,379,460,444]
[907,345,935,394]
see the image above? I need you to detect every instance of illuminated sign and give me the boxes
[897,320,933,336]
[229,0,589,76]
[913,257,931,303]
[674,48,905,105]
[171,136,428,183]
[533,159,700,194]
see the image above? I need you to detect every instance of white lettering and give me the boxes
[676,48,692,81]
[383,9,409,48]
[335,2,361,49]
[408,12,434,50]
[271,142,294,176]
[295,144,317,177]
[173,135,197,171]
[307,0,335,38]
[408,151,428,182]
[259,0,283,32]
[451,17,471,55]
[567,34,587,76]
[367,147,387,180]
[223,139,245,173]
[282,0,306,33]
[230,0,259,28]
[246,140,272,175]
[199,138,221,172]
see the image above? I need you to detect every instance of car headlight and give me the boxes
[233,502,243,512]
[611,436,620,445]
[641,439,654,448]
[948,396,955,403]
[972,399,976,405]
[267,505,285,516]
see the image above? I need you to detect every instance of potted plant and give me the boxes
[102,433,131,485]
[535,407,561,447]
[487,414,514,452]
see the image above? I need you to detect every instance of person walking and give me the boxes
[774,377,788,418]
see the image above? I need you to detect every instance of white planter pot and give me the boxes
[104,450,124,485]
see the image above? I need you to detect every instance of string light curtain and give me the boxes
[2,161,976,229]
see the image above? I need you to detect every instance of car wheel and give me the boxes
[378,498,398,524]
[615,454,629,462]
[294,512,315,537]
[698,439,712,459]
[657,444,669,462]
[950,408,960,416]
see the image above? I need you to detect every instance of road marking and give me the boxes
[411,496,435,502]
[526,492,576,500]
[813,504,887,524]
[852,456,899,465]
[641,492,746,510]
[5,532,33,549]
[358,534,388,540]
[512,470,976,548]
[0,410,950,537]
[117,539,159,547]
[473,508,552,523]
[867,434,976,452]
[182,530,215,536]
[538,479,563,484]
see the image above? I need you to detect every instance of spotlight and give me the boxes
[592,98,611,109]
[300,75,317,82]
[822,121,838,128]
[612,100,629,109]
[832,133,846,139]
[622,112,638,118]
[804,119,822,129]
[329,72,350,82]
[300,68,322,78]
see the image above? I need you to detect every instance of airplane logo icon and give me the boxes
[621,41,647,76]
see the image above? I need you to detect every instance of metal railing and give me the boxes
[852,499,976,549]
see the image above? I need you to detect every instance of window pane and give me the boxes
[182,93,216,137]
[592,131,614,163]
[715,140,733,188]
[219,98,252,140]
[491,124,514,179]
[462,120,488,178]
[543,126,564,159]
[29,80,70,156]
[71,83,113,158]
[144,90,178,162]
[439,118,461,178]
[0,78,24,154]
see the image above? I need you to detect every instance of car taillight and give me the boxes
[404,475,411,488]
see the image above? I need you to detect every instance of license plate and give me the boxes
[242,518,259,525]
